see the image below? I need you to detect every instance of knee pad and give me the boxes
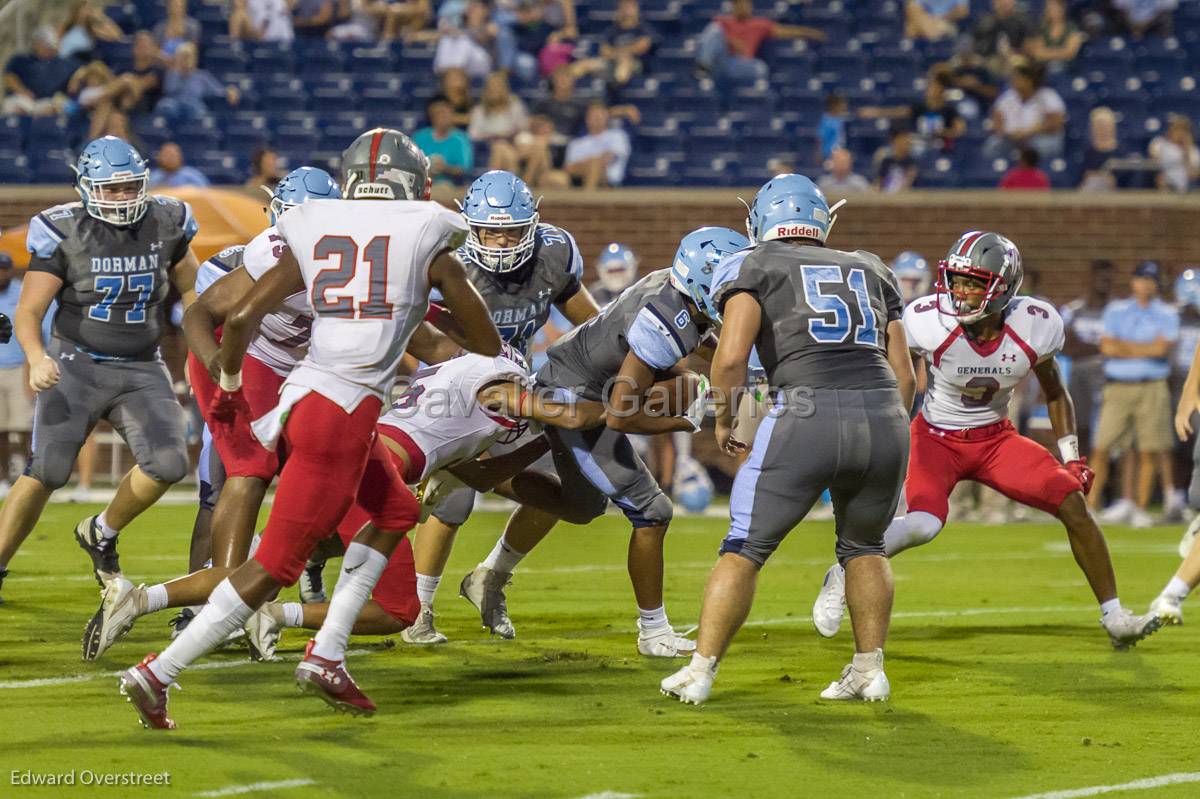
[432,485,475,526]
[143,447,189,485]
[625,491,674,528]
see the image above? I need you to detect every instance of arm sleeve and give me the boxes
[627,305,688,370]
[25,213,69,278]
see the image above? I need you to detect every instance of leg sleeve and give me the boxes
[106,361,189,485]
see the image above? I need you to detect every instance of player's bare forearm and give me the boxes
[15,271,61,364]
[184,269,256,375]
[886,319,916,413]
[447,437,551,492]
[606,352,691,433]
[1034,358,1077,440]
[430,251,501,356]
[711,293,760,425]
[171,249,201,310]
[406,321,461,364]
[608,406,696,435]
[220,254,303,379]
[558,286,603,325]
[477,382,606,430]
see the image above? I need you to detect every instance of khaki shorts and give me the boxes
[1095,380,1173,453]
[0,365,32,432]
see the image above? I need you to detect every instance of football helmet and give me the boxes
[891,250,931,302]
[744,173,845,245]
[596,243,639,293]
[267,166,341,225]
[458,170,540,274]
[670,226,750,323]
[1175,268,1200,313]
[73,136,149,226]
[935,231,1023,324]
[341,128,430,201]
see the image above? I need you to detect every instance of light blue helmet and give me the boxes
[891,250,931,300]
[596,242,639,293]
[674,456,714,514]
[1176,268,1200,313]
[458,170,540,273]
[73,136,149,226]
[268,166,341,225]
[670,226,750,322]
[745,173,843,245]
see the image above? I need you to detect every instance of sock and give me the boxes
[416,573,441,606]
[1164,576,1192,601]
[852,648,884,672]
[149,579,253,684]
[689,651,718,674]
[882,511,943,557]
[639,605,668,629]
[481,535,526,575]
[97,512,119,540]
[1100,597,1122,617]
[281,601,304,627]
[144,584,168,614]
[311,543,388,662]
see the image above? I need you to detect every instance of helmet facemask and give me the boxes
[79,173,148,226]
[936,259,1007,324]
[462,215,539,274]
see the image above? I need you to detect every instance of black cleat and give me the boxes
[74,515,121,586]
[299,560,327,604]
[167,608,196,638]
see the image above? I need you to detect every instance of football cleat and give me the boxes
[168,607,197,639]
[244,603,283,662]
[299,560,327,604]
[400,604,448,644]
[294,640,376,716]
[1149,594,1184,626]
[812,563,846,638]
[459,566,516,639]
[820,649,890,701]
[83,578,142,661]
[637,621,697,657]
[1179,513,1200,559]
[1130,508,1155,530]
[1102,607,1162,650]
[118,653,177,730]
[660,656,718,705]
[74,515,121,585]
[0,565,7,605]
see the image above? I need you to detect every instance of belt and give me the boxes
[918,414,1011,441]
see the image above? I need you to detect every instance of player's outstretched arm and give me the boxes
[446,437,553,492]
[885,319,916,413]
[477,380,606,431]
[406,320,463,365]
[429,250,501,357]
[1034,356,1094,493]
[182,268,256,381]
[219,251,304,387]
[556,285,603,326]
[711,292,761,455]
[15,271,63,391]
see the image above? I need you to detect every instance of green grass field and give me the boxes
[2,503,1199,799]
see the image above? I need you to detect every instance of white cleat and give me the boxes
[1150,594,1184,626]
[400,604,448,644]
[1099,500,1134,525]
[1130,508,1155,530]
[637,621,696,657]
[245,603,283,662]
[82,578,142,661]
[459,567,516,639]
[660,655,718,705]
[812,563,846,638]
[820,649,890,701]
[1102,607,1162,650]
[1179,513,1200,559]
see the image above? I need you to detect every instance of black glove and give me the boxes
[0,313,11,345]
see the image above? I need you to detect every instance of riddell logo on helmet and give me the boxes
[773,224,822,239]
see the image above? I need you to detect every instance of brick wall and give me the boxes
[4,188,1199,303]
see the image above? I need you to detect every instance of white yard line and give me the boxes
[193,778,316,797]
[1007,772,1200,799]
[570,793,641,799]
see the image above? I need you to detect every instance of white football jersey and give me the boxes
[241,225,312,377]
[905,294,1065,429]
[272,199,468,410]
[379,352,529,482]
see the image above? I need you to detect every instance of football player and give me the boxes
[590,242,639,306]
[811,231,1162,651]
[892,250,931,304]
[0,136,198,602]
[661,175,915,705]
[117,128,502,728]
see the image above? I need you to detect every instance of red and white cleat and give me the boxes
[294,640,376,716]
[118,653,177,730]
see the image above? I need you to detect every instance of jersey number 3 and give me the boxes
[800,265,879,347]
[311,235,392,320]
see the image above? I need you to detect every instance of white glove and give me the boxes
[683,375,710,433]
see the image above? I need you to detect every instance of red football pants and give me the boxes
[905,414,1082,523]
[253,393,420,586]
[188,352,284,480]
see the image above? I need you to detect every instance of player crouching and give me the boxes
[811,231,1161,650]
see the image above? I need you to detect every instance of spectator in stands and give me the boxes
[66,60,117,139]
[155,43,240,125]
[329,0,385,41]
[819,94,848,161]
[1027,0,1085,73]
[440,67,474,128]
[58,1,123,63]
[426,0,496,78]
[1150,114,1200,194]
[502,0,561,80]
[941,55,1001,110]
[1111,0,1176,39]
[414,95,475,185]
[245,146,283,190]
[513,115,560,186]
[984,61,1065,162]
[695,0,825,85]
[469,71,530,172]
[293,0,343,39]
[153,0,202,57]
[818,147,871,195]
[561,101,631,189]
[905,0,968,42]
[534,64,587,138]
[860,65,966,152]
[1091,260,1180,528]
[873,126,918,193]
[597,0,655,97]
[229,0,296,42]
[1,27,78,117]
[999,147,1051,190]
[149,141,210,188]
[1080,106,1119,191]
[970,0,1035,77]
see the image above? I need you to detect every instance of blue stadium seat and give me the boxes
[296,40,347,77]
[249,42,295,74]
[260,78,310,112]
[312,74,357,107]
[27,117,70,151]
[203,41,247,75]
[0,116,25,151]
[357,74,405,108]
[682,155,741,187]
[30,150,75,184]
[0,151,31,184]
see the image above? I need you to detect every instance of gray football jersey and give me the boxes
[460,222,583,355]
[537,268,704,402]
[26,197,198,358]
[711,241,903,391]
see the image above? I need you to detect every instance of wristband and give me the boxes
[219,370,242,392]
[1058,434,1079,463]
